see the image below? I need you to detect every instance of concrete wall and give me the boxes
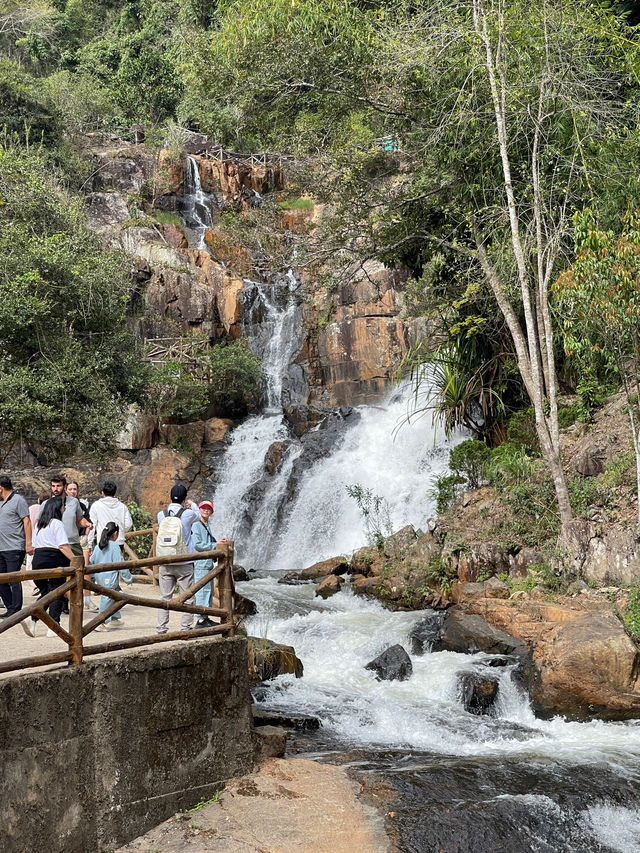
[1,637,255,853]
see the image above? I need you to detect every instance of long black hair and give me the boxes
[98,521,119,550]
[37,497,63,530]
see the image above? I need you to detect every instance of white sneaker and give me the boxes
[94,624,108,632]
[46,626,59,638]
[85,600,99,613]
[21,618,35,637]
[107,620,124,630]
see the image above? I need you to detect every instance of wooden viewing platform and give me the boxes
[0,541,236,675]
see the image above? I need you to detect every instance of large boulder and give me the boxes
[299,556,350,580]
[531,611,640,720]
[435,608,528,658]
[116,405,157,451]
[315,575,342,599]
[365,644,413,682]
[248,638,303,682]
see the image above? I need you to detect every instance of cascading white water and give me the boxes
[181,156,213,249]
[211,278,300,548]
[266,385,459,571]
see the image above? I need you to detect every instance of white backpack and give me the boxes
[156,508,187,558]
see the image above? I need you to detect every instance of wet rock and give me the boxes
[235,593,258,616]
[458,671,500,715]
[351,575,381,597]
[435,607,528,658]
[278,572,308,586]
[283,404,327,437]
[252,708,321,731]
[409,612,446,655]
[232,565,249,582]
[265,440,292,475]
[349,546,383,577]
[315,575,342,599]
[248,638,304,682]
[300,556,349,580]
[365,645,413,682]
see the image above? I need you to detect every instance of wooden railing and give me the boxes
[0,541,236,675]
[124,526,158,583]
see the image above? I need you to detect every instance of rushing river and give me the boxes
[195,263,640,851]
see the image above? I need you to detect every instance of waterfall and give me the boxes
[211,276,301,552]
[180,156,213,249]
[265,387,457,571]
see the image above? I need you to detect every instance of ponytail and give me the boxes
[99,521,119,550]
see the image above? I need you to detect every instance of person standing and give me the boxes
[88,481,133,550]
[27,496,74,637]
[0,475,32,618]
[89,522,133,631]
[26,490,49,583]
[66,480,97,612]
[192,500,217,629]
[43,474,90,616]
[156,484,199,635]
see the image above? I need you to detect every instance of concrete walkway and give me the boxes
[0,581,190,674]
[118,757,393,853]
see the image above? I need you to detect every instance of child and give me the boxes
[89,521,133,631]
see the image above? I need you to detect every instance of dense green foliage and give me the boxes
[0,144,146,462]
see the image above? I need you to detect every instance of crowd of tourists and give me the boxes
[0,474,222,639]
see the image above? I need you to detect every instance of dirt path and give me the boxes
[117,757,393,853]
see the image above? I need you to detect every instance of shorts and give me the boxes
[70,542,84,559]
[79,535,89,550]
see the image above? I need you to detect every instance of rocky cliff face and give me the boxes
[83,137,423,412]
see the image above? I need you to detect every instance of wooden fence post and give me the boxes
[68,556,85,666]
[224,542,235,637]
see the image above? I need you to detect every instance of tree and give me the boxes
[193,0,640,539]
[0,144,147,463]
[555,209,640,524]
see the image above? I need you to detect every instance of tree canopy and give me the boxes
[0,144,147,462]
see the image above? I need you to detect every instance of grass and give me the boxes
[278,197,314,211]
[150,209,184,227]
[182,791,221,812]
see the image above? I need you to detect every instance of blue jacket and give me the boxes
[192,518,217,573]
[90,540,133,585]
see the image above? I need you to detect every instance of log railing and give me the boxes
[124,526,158,583]
[0,541,236,675]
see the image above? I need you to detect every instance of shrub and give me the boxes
[125,501,154,559]
[623,587,640,641]
[485,443,537,490]
[557,406,581,430]
[449,439,491,489]
[346,484,393,550]
[506,407,540,454]
[206,340,264,417]
[278,197,314,210]
[431,473,465,515]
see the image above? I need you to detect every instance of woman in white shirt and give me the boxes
[25,497,74,637]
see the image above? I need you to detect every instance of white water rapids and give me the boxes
[205,277,640,851]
